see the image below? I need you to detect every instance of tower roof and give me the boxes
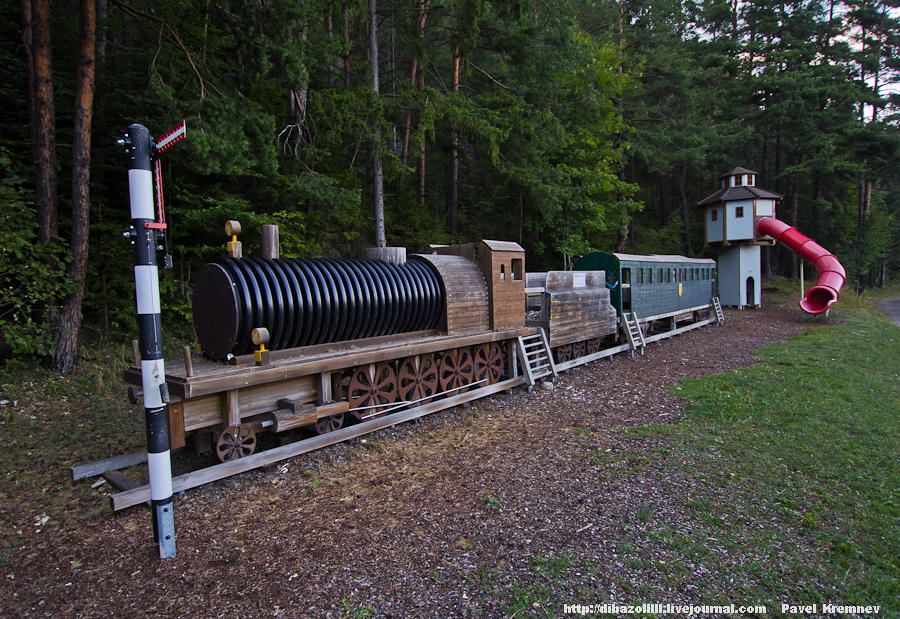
[719,166,757,177]
[696,185,782,207]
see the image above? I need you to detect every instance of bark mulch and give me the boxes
[0,304,817,617]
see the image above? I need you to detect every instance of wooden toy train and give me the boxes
[108,225,722,510]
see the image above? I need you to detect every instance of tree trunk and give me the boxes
[343,4,351,88]
[856,170,871,293]
[615,223,628,253]
[449,40,461,240]
[93,0,109,328]
[416,0,428,210]
[54,0,96,374]
[369,0,385,248]
[789,171,799,279]
[811,169,822,240]
[21,0,39,186]
[658,175,669,220]
[31,0,57,243]
[678,165,692,256]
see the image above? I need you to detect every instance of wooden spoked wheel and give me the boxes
[474,343,504,385]
[555,344,573,363]
[398,355,439,406]
[572,340,587,359]
[216,424,257,462]
[314,413,344,435]
[348,362,398,420]
[587,337,603,355]
[438,347,475,394]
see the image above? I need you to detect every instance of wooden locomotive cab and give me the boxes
[428,240,525,331]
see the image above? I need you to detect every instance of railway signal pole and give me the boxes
[120,121,185,558]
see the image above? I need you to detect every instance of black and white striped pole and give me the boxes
[121,122,183,558]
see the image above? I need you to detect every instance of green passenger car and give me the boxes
[574,253,718,318]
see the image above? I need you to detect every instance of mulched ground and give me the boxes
[0,304,819,617]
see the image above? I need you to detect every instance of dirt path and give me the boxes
[0,305,817,617]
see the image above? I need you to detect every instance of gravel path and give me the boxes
[882,297,900,327]
[1,304,818,617]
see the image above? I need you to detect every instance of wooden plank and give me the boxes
[643,317,716,344]
[554,317,717,372]
[318,372,332,404]
[124,329,443,389]
[225,389,241,426]
[637,304,713,324]
[71,451,148,480]
[103,470,141,492]
[127,327,534,400]
[168,402,186,449]
[183,394,223,431]
[182,376,318,432]
[184,329,532,398]
[268,407,319,432]
[111,375,527,511]
[554,342,633,371]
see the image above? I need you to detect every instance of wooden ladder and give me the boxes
[622,312,646,357]
[712,296,725,325]
[516,329,557,387]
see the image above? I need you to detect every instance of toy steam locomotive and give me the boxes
[123,227,721,475]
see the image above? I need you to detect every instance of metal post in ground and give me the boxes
[122,123,176,558]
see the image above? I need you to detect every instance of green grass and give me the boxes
[617,291,900,612]
[473,286,899,615]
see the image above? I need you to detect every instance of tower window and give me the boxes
[511,258,523,281]
[711,209,718,221]
[735,206,744,218]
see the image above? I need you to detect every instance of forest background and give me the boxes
[1,0,898,373]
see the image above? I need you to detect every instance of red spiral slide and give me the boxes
[756,217,846,315]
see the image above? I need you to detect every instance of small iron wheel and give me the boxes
[216,424,257,462]
[348,362,398,420]
[438,347,475,394]
[398,354,439,405]
[587,337,603,355]
[474,342,504,385]
[314,413,345,435]
[555,344,573,363]
[572,340,587,359]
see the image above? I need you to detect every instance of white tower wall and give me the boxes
[717,245,761,308]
